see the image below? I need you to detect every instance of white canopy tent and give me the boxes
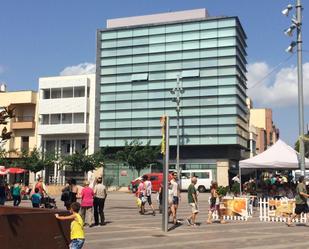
[239,139,309,169]
[239,139,309,193]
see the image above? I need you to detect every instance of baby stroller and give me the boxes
[41,195,57,209]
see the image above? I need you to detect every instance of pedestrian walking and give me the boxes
[287,175,309,226]
[12,182,21,206]
[186,176,199,226]
[170,172,180,225]
[136,177,146,215]
[80,180,94,227]
[35,177,47,197]
[55,202,85,249]
[93,177,107,226]
[207,181,226,224]
[31,188,42,208]
[62,178,78,210]
[0,181,6,205]
[144,175,156,216]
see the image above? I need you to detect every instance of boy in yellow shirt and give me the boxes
[55,202,85,249]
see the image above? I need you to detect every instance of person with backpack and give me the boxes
[61,178,78,210]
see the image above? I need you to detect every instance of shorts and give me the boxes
[209,204,219,212]
[146,196,152,205]
[70,239,85,249]
[295,204,309,215]
[189,203,199,214]
[172,196,179,205]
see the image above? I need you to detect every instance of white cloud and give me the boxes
[247,62,309,107]
[59,62,95,76]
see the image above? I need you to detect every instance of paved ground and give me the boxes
[11,192,309,249]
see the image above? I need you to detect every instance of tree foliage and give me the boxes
[0,107,14,144]
[19,148,55,173]
[62,148,106,174]
[116,140,160,176]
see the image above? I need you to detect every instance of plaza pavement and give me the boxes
[12,192,309,249]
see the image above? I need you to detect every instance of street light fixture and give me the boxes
[285,41,297,53]
[282,4,293,16]
[170,74,184,181]
[283,0,306,175]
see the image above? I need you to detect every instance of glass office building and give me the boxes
[97,9,248,185]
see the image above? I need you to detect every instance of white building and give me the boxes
[37,74,99,184]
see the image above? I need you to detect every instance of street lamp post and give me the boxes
[170,75,184,181]
[283,0,306,175]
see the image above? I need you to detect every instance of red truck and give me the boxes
[128,173,172,193]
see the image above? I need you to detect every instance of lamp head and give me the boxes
[285,41,297,53]
[284,24,296,37]
[282,4,293,16]
[170,89,176,95]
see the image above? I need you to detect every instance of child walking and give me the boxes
[55,202,85,249]
[31,188,42,208]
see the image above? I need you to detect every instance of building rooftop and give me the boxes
[107,8,208,28]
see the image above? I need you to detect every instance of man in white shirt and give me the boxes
[144,175,156,216]
[93,177,107,226]
[170,172,180,225]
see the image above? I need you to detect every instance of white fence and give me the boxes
[212,197,250,221]
[259,198,306,223]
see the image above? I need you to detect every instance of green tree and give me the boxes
[294,135,309,158]
[62,149,97,176]
[0,107,14,144]
[19,148,55,173]
[116,140,160,176]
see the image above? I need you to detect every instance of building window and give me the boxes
[51,88,62,99]
[43,89,50,99]
[62,87,73,98]
[131,73,148,82]
[61,113,73,124]
[21,136,29,151]
[42,114,50,125]
[73,113,84,123]
[61,140,71,155]
[74,86,85,97]
[75,140,87,152]
[50,114,61,124]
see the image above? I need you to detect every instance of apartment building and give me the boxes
[37,74,99,184]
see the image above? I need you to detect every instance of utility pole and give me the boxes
[283,0,305,175]
[170,75,184,181]
[296,0,305,175]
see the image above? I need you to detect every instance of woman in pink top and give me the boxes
[80,180,94,226]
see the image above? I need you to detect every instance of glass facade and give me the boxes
[98,17,248,148]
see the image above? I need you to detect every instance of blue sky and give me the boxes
[0,0,308,145]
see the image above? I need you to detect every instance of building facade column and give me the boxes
[216,160,230,187]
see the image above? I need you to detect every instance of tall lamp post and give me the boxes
[170,75,184,181]
[282,0,306,175]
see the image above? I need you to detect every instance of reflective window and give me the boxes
[73,113,84,123]
[74,86,85,97]
[62,113,72,124]
[50,114,61,124]
[51,88,61,99]
[166,33,182,42]
[62,87,73,98]
[43,89,50,99]
[131,73,148,81]
[101,31,116,40]
[42,114,49,125]
[117,30,133,38]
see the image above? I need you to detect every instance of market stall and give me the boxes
[239,139,309,223]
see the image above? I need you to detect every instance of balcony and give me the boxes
[11,116,35,130]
